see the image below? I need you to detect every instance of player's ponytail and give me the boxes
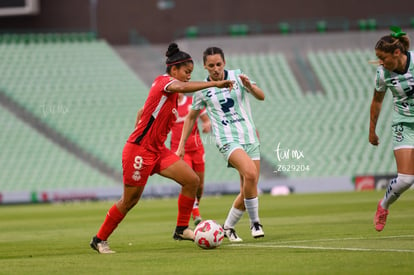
[375,26,410,53]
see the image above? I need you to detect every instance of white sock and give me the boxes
[244,197,260,225]
[381,174,414,209]
[224,207,244,229]
[193,199,199,209]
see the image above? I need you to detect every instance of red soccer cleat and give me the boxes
[374,200,389,232]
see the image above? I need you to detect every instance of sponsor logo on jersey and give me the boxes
[219,144,231,153]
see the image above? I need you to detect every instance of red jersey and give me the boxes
[127,75,178,152]
[170,96,204,152]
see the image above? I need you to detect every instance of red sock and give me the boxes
[96,204,125,241]
[177,193,195,227]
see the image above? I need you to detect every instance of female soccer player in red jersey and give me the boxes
[170,93,211,226]
[90,43,233,253]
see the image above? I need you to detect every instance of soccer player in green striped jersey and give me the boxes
[177,47,265,241]
[371,27,414,232]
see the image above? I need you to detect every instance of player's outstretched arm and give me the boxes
[239,74,265,101]
[167,80,234,94]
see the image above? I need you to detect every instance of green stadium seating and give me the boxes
[0,32,97,44]
[0,35,155,190]
[0,38,147,172]
[0,105,118,192]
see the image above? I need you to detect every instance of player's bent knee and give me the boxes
[182,172,200,188]
[243,169,258,183]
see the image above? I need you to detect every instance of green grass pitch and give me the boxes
[1,191,414,274]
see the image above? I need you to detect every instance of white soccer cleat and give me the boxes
[223,227,243,242]
[90,236,116,254]
[173,227,195,241]
[251,222,264,239]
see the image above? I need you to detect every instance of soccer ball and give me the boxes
[194,220,224,249]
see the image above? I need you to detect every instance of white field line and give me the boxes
[231,243,414,253]
[272,234,414,244]
[228,235,414,253]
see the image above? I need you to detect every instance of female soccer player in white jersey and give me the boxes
[89,43,233,253]
[177,47,265,242]
[370,27,414,232]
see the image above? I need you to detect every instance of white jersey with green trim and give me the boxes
[192,69,259,148]
[375,51,414,124]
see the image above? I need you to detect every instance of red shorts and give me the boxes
[182,147,205,173]
[122,142,180,186]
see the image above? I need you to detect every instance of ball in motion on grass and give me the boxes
[194,220,224,249]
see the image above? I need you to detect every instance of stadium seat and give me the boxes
[358,19,367,31]
[278,22,290,34]
[228,24,249,36]
[185,26,199,38]
[316,21,327,33]
[367,18,377,30]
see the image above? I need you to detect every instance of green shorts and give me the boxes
[218,142,261,163]
[392,122,414,150]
